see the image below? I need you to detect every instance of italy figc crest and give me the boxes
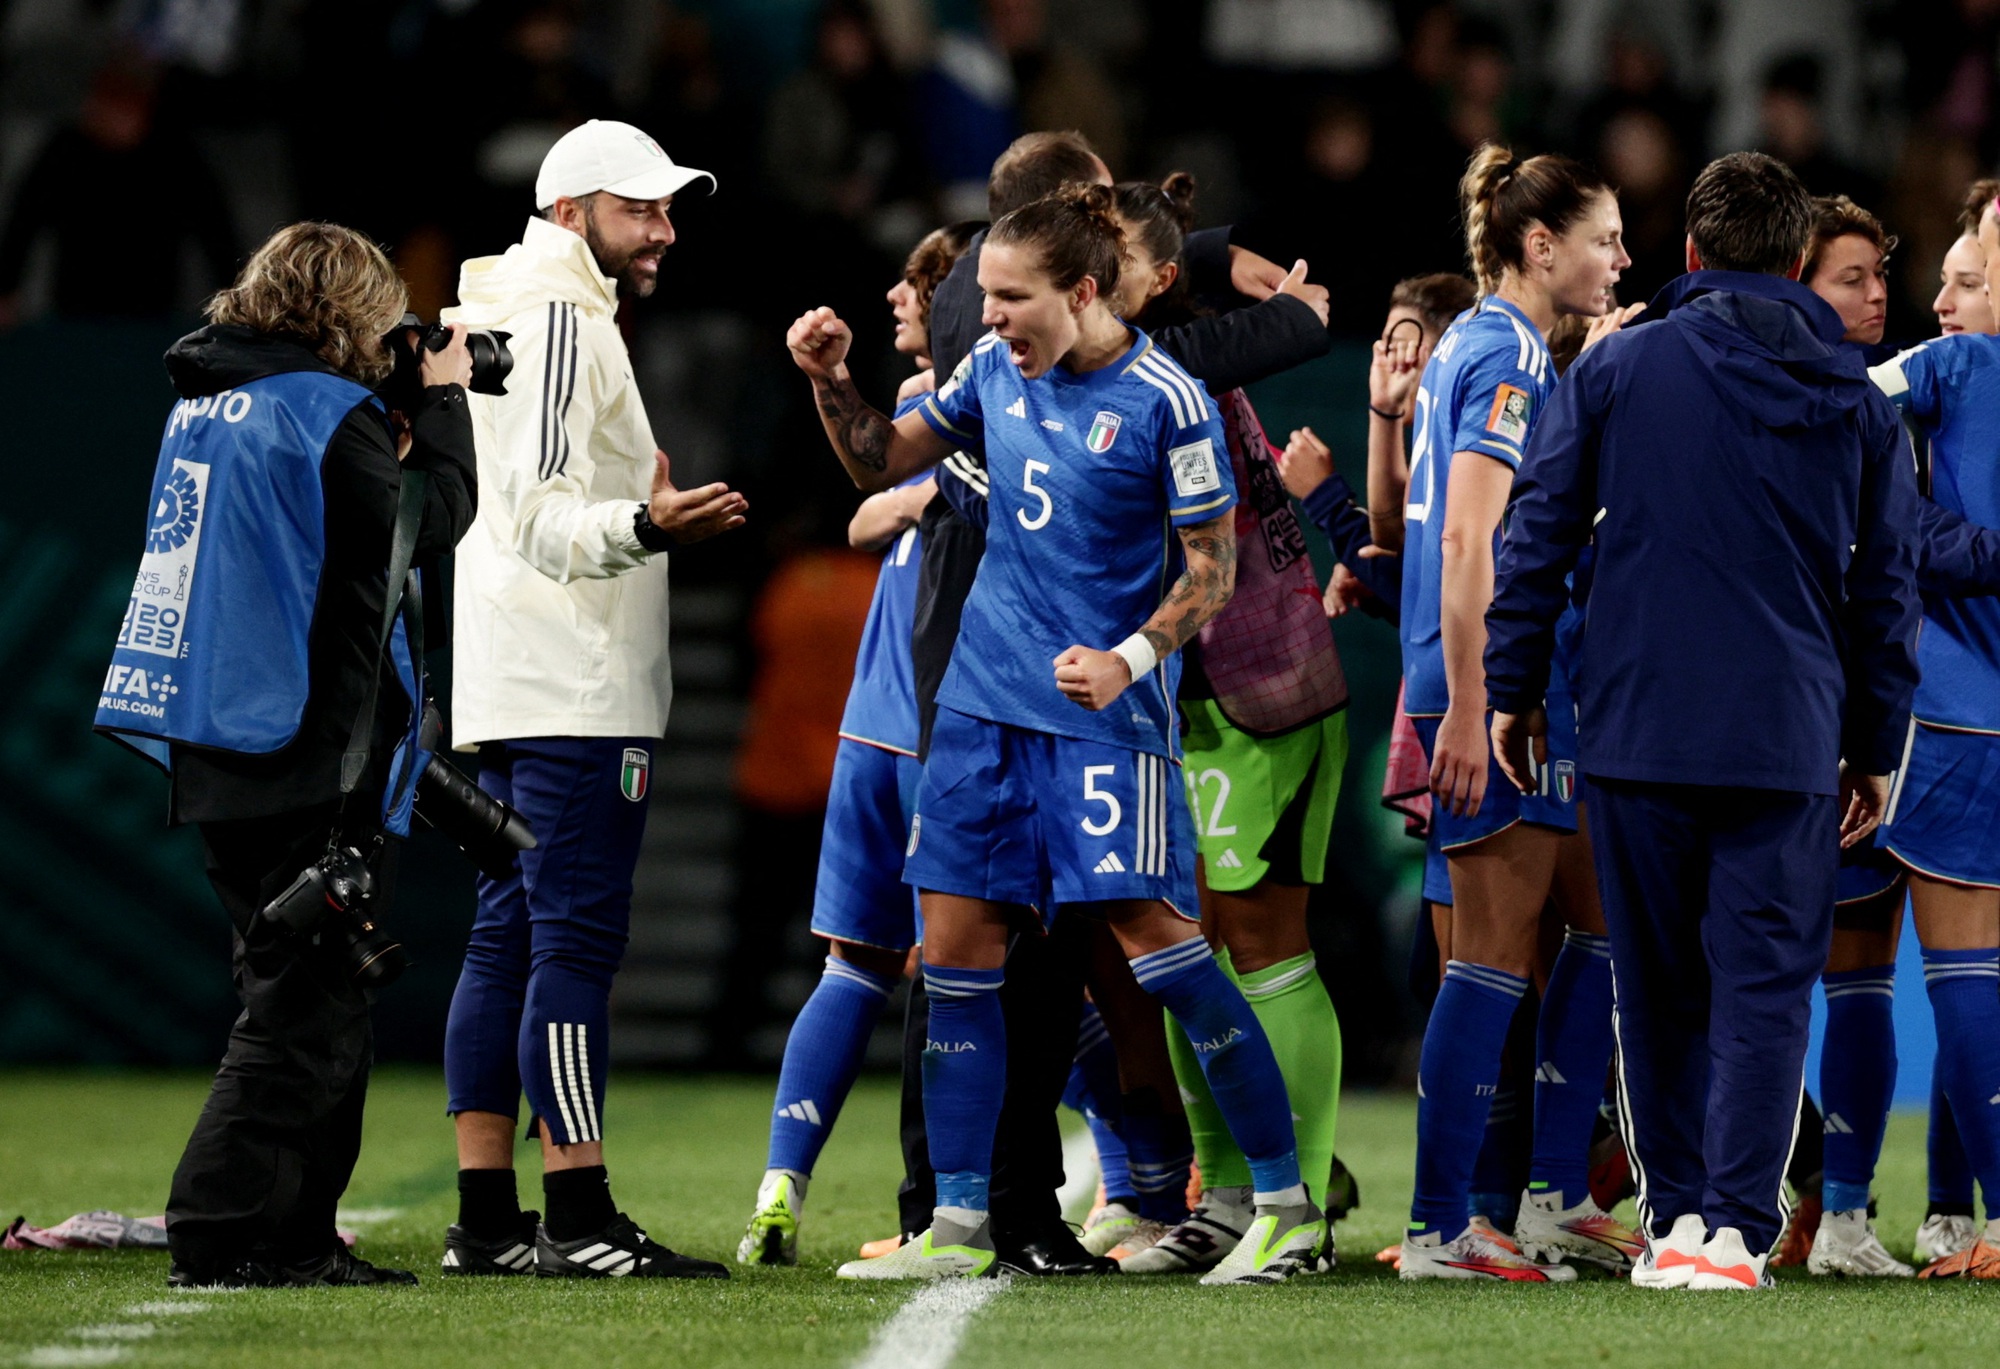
[1087,410,1121,453]
[1553,759,1576,804]
[621,747,650,802]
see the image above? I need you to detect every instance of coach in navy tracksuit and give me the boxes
[1483,153,1921,1288]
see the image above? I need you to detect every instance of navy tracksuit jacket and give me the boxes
[1484,271,1922,1253]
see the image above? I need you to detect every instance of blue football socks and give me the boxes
[1820,964,1898,1213]
[1930,1069,1976,1212]
[766,954,897,1176]
[1062,1003,1134,1203]
[1923,946,2000,1218]
[1527,930,1616,1207]
[1412,960,1530,1238]
[1134,939,1301,1202]
[923,962,1008,1214]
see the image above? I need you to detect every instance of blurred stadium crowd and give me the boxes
[3,0,1997,1075]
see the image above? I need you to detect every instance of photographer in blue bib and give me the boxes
[96,222,479,1288]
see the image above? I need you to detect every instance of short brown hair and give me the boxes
[903,221,980,330]
[1390,273,1477,335]
[1685,152,1814,276]
[1958,178,2000,238]
[207,222,407,383]
[1802,194,1897,282]
[988,131,1102,222]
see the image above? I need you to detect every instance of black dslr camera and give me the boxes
[379,313,514,414]
[260,840,407,989]
[413,703,538,880]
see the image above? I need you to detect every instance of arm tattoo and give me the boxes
[1139,516,1238,658]
[813,374,891,473]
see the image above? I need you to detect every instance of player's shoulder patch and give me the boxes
[1485,383,1532,444]
[938,345,981,402]
[1169,436,1222,498]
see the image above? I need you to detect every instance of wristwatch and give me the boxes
[634,503,675,552]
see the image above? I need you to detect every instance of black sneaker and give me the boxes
[442,1210,540,1276]
[536,1213,728,1279]
[1325,1153,1362,1222]
[263,1243,419,1287]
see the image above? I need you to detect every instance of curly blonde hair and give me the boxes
[206,222,407,383]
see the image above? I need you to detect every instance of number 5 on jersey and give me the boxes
[1018,460,1053,531]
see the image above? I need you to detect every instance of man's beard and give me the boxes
[583,211,660,299]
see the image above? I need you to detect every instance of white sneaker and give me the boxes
[1631,1213,1706,1289]
[1398,1223,1577,1282]
[1806,1208,1913,1277]
[1687,1225,1772,1290]
[835,1211,996,1281]
[1078,1201,1140,1257]
[1199,1201,1328,1285]
[1512,1188,1645,1273]
[1915,1213,1979,1265]
[1117,1187,1251,1274]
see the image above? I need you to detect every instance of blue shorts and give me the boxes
[1412,696,1580,879]
[1884,723,2000,890]
[904,707,1199,921]
[812,737,924,950]
[1836,840,1905,907]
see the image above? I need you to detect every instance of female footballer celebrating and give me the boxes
[1399,145,1640,1281]
[787,184,1322,1286]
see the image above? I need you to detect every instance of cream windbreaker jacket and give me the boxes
[442,217,671,746]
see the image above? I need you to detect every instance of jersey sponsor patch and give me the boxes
[1486,384,1532,444]
[1169,437,1222,498]
[1086,410,1122,453]
[939,350,975,402]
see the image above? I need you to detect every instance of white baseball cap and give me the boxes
[535,119,716,210]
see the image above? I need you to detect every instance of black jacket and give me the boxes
[163,325,478,824]
[913,226,1333,751]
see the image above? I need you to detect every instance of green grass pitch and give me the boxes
[0,1069,1992,1367]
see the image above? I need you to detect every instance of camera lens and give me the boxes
[463,329,514,397]
[345,917,407,989]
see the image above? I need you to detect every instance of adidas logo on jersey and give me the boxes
[1094,852,1127,874]
[1535,1061,1567,1085]
[1006,396,1027,418]
[777,1099,824,1126]
[1215,849,1244,869]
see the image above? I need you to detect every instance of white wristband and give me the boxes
[1110,633,1158,682]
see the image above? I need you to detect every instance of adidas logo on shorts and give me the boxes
[1094,852,1126,874]
[1215,849,1244,869]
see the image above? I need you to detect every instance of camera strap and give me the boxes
[339,469,429,798]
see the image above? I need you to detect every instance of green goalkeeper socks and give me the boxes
[1167,948,1343,1197]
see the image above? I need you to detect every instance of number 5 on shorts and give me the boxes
[1081,764,1122,835]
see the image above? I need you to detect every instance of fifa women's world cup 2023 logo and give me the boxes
[119,458,210,659]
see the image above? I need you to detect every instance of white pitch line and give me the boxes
[120,1302,211,1316]
[849,1279,1008,1369]
[71,1327,156,1342]
[333,1206,405,1227]
[20,1348,129,1367]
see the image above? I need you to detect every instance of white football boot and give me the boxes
[1806,1208,1913,1277]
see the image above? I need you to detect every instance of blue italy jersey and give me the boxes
[838,462,928,756]
[1876,335,2000,733]
[1401,297,1555,717]
[918,328,1236,757]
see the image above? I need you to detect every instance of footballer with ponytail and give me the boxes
[1393,144,1642,1282]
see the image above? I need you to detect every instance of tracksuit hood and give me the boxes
[163,324,336,398]
[1640,270,1869,433]
[447,216,621,325]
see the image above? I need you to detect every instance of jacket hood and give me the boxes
[445,217,621,325]
[163,324,337,398]
[1641,270,1870,431]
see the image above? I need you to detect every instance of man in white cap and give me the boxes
[437,119,747,1280]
